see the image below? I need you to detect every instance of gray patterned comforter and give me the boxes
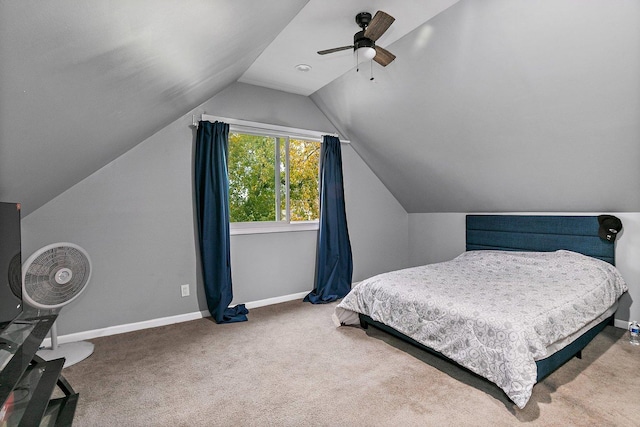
[334,250,628,408]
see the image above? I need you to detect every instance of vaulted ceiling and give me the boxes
[2,0,639,215]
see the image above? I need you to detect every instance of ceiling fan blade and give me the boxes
[364,11,395,41]
[317,45,353,55]
[373,46,396,66]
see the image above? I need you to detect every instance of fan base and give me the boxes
[355,12,372,29]
[37,341,95,368]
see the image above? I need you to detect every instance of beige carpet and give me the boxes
[61,301,640,426]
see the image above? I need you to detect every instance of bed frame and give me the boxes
[359,215,616,384]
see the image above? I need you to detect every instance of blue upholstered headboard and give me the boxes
[466,215,615,265]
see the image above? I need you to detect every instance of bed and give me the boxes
[334,215,628,408]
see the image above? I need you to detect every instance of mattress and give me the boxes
[334,250,628,408]
[540,302,617,359]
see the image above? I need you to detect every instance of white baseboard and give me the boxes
[243,291,308,309]
[614,319,631,330]
[41,291,309,347]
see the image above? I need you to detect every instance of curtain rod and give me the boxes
[193,114,350,144]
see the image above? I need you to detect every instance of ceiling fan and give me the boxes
[318,11,396,66]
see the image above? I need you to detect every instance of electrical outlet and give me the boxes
[181,284,190,297]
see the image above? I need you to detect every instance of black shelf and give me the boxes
[0,313,77,426]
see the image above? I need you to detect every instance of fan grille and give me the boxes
[24,245,90,308]
[8,253,22,298]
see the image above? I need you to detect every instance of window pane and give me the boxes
[289,139,320,221]
[228,133,276,222]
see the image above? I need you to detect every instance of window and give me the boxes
[228,131,320,233]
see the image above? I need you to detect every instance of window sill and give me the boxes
[230,221,319,236]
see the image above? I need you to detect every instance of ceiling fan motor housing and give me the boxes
[353,31,375,50]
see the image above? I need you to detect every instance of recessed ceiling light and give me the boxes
[294,64,312,72]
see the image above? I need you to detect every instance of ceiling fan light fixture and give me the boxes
[356,46,376,60]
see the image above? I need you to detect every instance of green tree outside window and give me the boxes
[228,133,319,223]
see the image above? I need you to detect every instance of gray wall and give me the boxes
[408,213,640,324]
[22,83,409,335]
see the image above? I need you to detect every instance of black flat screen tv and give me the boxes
[0,202,22,334]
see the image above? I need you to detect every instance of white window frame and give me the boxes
[229,132,320,235]
[200,115,346,235]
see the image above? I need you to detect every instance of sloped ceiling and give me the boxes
[312,0,640,212]
[0,0,308,215]
[2,0,639,216]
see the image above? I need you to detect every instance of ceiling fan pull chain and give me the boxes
[370,60,374,81]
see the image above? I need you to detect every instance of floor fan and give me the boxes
[22,242,94,368]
